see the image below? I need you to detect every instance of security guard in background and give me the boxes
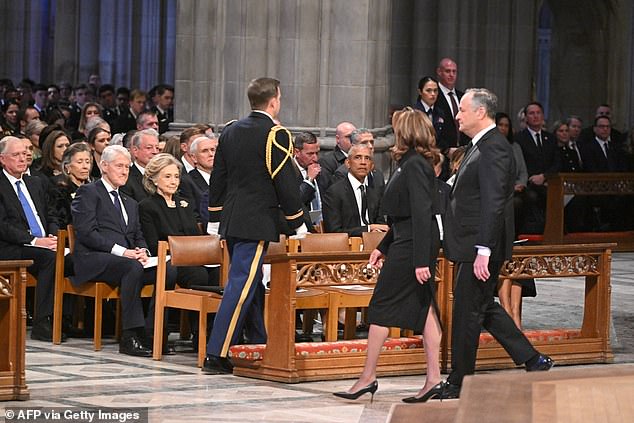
[203,77,308,373]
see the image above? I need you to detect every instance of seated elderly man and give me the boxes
[0,136,60,341]
[322,143,388,236]
[71,145,176,357]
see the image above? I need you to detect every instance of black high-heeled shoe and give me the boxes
[333,380,378,402]
[401,381,445,403]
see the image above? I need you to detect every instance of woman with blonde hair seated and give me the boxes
[138,153,216,287]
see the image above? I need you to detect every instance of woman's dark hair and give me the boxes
[87,126,110,147]
[416,76,438,101]
[495,112,514,143]
[39,130,68,173]
[1,98,19,113]
[45,108,66,126]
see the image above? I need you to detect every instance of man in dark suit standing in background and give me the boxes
[440,89,553,399]
[204,77,307,373]
[0,136,60,341]
[434,58,468,154]
[322,143,388,236]
[514,102,559,233]
[71,145,176,357]
[319,121,356,189]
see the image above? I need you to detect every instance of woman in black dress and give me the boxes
[334,107,443,403]
[139,153,216,287]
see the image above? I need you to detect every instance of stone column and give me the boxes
[174,0,392,129]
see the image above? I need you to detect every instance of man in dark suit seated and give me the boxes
[514,101,560,233]
[323,144,388,236]
[578,116,630,230]
[332,129,386,191]
[319,121,356,190]
[293,131,327,228]
[0,136,60,341]
[71,145,176,357]
[120,129,160,202]
[188,135,218,225]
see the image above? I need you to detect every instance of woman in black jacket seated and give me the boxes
[50,142,93,228]
[139,153,217,288]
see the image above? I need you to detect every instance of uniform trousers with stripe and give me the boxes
[206,237,268,358]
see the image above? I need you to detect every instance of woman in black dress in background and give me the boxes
[334,107,443,403]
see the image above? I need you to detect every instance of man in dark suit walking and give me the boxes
[440,89,552,399]
[322,144,388,236]
[203,77,307,373]
[71,145,176,357]
[0,136,60,341]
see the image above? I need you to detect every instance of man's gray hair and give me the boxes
[350,128,372,145]
[131,128,159,149]
[0,136,21,154]
[465,88,497,120]
[101,144,131,164]
[189,135,215,155]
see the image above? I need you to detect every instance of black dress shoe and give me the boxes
[402,381,445,403]
[119,335,152,357]
[433,381,460,400]
[295,333,314,342]
[31,317,66,342]
[526,354,554,372]
[202,355,234,374]
[333,380,378,403]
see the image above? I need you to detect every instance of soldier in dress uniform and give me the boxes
[203,77,307,373]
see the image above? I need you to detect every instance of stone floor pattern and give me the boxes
[2,253,633,422]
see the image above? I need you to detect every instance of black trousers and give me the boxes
[447,260,537,386]
[21,245,56,321]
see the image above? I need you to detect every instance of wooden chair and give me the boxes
[153,235,228,367]
[361,231,387,252]
[52,226,154,350]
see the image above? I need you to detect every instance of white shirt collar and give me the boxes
[197,168,211,185]
[471,123,497,146]
[101,177,118,194]
[347,171,367,190]
[439,83,453,96]
[133,162,145,175]
[3,168,22,185]
[293,158,307,177]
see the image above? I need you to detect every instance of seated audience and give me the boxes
[120,128,160,202]
[293,131,327,228]
[319,121,356,190]
[322,143,388,236]
[0,136,60,341]
[332,129,386,191]
[1,99,20,136]
[71,145,176,357]
[24,119,47,161]
[187,135,219,225]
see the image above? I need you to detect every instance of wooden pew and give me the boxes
[543,172,634,251]
[441,243,615,372]
[0,260,32,400]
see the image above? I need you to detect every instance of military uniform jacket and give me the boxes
[208,111,305,242]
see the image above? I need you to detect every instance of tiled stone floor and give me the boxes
[2,253,633,422]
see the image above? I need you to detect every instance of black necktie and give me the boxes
[448,92,458,118]
[535,132,543,154]
[360,185,369,225]
[111,190,126,227]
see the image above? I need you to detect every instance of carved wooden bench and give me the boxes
[441,243,615,372]
[541,173,634,251]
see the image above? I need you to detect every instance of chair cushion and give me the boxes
[228,329,582,362]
